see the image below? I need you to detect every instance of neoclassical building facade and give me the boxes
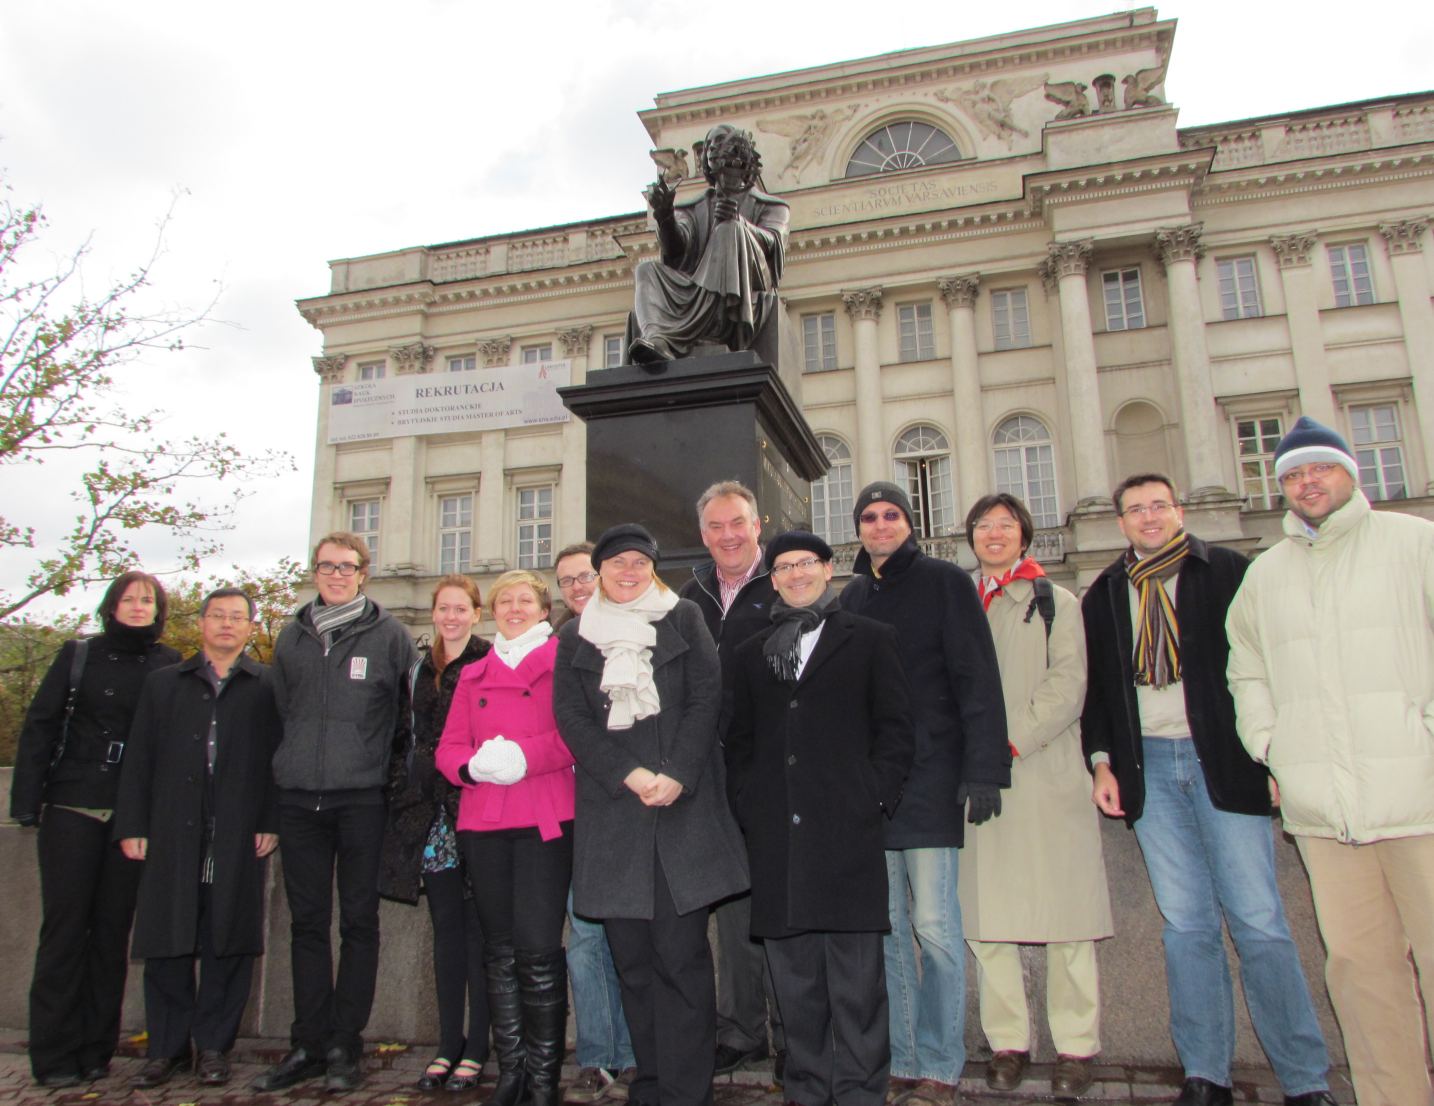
[298,8,1434,624]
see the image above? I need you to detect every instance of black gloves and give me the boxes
[958,783,1002,826]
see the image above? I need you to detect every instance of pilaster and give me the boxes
[1270,231,1334,424]
[939,275,987,514]
[843,287,887,489]
[1042,241,1110,507]
[1380,219,1434,492]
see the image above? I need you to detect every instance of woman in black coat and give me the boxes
[553,524,748,1106]
[8,570,181,1088]
[377,575,491,1091]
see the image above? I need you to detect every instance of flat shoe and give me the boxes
[419,1056,454,1091]
[446,1057,485,1092]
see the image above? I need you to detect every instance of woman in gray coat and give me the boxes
[554,524,748,1106]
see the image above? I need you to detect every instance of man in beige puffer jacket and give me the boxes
[1227,416,1434,1106]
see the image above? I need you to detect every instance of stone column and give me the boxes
[381,344,434,572]
[938,274,987,514]
[842,287,886,488]
[1380,219,1434,493]
[1154,225,1228,496]
[1041,241,1110,507]
[1271,232,1335,425]
[474,336,515,568]
[557,325,593,547]
[310,356,346,545]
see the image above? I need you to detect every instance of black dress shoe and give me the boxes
[132,1055,190,1088]
[1284,1094,1338,1106]
[249,1046,327,1092]
[325,1045,364,1093]
[1174,1077,1234,1106]
[197,1050,231,1086]
[714,1042,768,1075]
[36,1072,82,1089]
[81,1063,111,1082]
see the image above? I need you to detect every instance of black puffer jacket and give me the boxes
[10,624,181,822]
[378,636,490,903]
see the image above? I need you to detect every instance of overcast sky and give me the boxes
[2,0,1430,619]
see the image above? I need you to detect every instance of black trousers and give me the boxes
[459,828,572,952]
[604,858,717,1106]
[423,867,489,1060]
[28,805,143,1079]
[714,891,785,1052]
[764,931,889,1106]
[278,802,386,1058]
[143,886,254,1059]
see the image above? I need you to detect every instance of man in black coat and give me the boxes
[838,482,1009,1106]
[1079,473,1332,1106]
[727,531,913,1106]
[115,588,280,1090]
[677,480,784,1077]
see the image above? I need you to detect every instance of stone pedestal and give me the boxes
[559,351,827,570]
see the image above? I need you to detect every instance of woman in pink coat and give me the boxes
[437,570,575,1106]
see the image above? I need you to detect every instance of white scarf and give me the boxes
[493,621,553,669]
[578,584,679,729]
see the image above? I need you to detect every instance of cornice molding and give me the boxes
[558,324,595,356]
[1269,232,1319,268]
[938,274,981,308]
[312,355,346,384]
[1193,153,1434,207]
[842,287,884,321]
[1025,153,1212,214]
[1154,223,1205,267]
[479,336,513,366]
[390,341,435,375]
[1379,218,1429,256]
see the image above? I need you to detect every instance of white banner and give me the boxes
[326,360,572,444]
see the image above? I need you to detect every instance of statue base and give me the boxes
[558,351,827,571]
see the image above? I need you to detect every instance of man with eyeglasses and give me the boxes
[1228,416,1434,1106]
[726,531,914,1106]
[677,480,786,1082]
[251,532,417,1094]
[1081,473,1332,1106]
[115,588,279,1090]
[839,481,1009,1106]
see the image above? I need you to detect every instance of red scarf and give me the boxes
[979,556,1046,612]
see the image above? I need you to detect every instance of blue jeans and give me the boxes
[884,847,965,1084]
[1133,738,1329,1095]
[568,890,634,1070]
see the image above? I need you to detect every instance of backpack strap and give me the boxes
[48,639,90,771]
[1022,577,1057,668]
[404,655,424,774]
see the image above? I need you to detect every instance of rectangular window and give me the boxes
[1234,415,1284,510]
[438,494,473,574]
[348,499,381,571]
[603,334,624,369]
[516,486,554,569]
[990,289,1031,350]
[1329,243,1375,307]
[1348,403,1406,500]
[521,343,553,364]
[1102,268,1145,331]
[802,313,837,372]
[897,303,935,362]
[447,355,476,373]
[1216,257,1262,320]
[357,360,385,381]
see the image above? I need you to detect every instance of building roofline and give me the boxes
[1179,90,1434,135]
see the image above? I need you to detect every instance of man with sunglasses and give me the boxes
[251,532,417,1094]
[1081,473,1331,1106]
[839,481,1009,1106]
[1228,416,1434,1106]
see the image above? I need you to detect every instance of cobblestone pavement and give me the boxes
[0,1035,1356,1105]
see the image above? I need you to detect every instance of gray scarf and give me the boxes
[310,594,368,652]
[763,587,839,684]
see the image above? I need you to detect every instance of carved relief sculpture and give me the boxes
[479,336,513,366]
[1379,219,1429,255]
[934,76,1046,145]
[1270,233,1319,268]
[312,355,346,385]
[841,287,884,321]
[558,325,594,357]
[756,105,861,182]
[390,342,436,375]
[1044,81,1090,121]
[1154,224,1206,267]
[1092,75,1118,113]
[1122,62,1168,110]
[938,275,981,309]
[648,148,690,189]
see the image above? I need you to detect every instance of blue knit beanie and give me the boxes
[1273,416,1358,482]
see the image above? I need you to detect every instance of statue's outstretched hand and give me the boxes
[646,176,675,218]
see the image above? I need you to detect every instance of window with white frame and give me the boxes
[1328,243,1375,307]
[603,334,624,369]
[1234,415,1285,509]
[357,360,385,381]
[992,415,1060,528]
[991,288,1031,350]
[845,121,961,178]
[348,499,381,571]
[438,494,473,574]
[1217,257,1263,320]
[1348,403,1406,500]
[803,313,837,372]
[1102,268,1145,331]
[521,343,553,364]
[516,485,554,568]
[447,354,476,373]
[898,303,935,362]
[893,425,954,538]
[811,435,856,544]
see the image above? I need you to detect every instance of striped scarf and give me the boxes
[310,594,368,652]
[1124,531,1189,689]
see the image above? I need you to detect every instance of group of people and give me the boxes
[9,415,1433,1106]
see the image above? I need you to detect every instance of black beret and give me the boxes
[764,530,834,571]
[591,523,659,570]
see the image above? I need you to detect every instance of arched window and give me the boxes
[811,435,856,545]
[845,121,961,178]
[893,425,955,538]
[993,415,1060,528]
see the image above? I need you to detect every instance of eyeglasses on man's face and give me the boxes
[770,557,824,578]
[557,570,598,589]
[1120,501,1177,519]
[859,509,905,525]
[203,611,254,625]
[1278,462,1343,487]
[315,561,361,577]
